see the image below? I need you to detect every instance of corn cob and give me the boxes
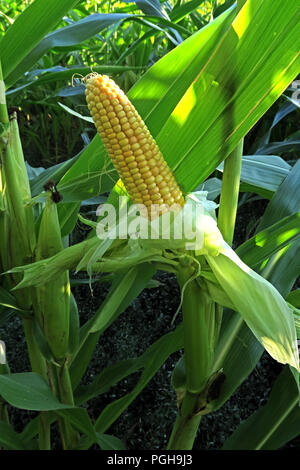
[85,74,185,214]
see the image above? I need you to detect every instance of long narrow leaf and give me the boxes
[210,162,300,410]
[0,0,80,82]
[0,421,28,450]
[218,155,291,198]
[257,160,300,297]
[4,12,130,88]
[95,323,183,432]
[70,263,156,389]
[158,0,300,192]
[236,212,300,269]
[0,373,73,411]
[222,366,300,450]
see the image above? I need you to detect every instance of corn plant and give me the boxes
[0,0,300,450]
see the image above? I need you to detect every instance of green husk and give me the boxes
[207,246,299,371]
[33,193,70,362]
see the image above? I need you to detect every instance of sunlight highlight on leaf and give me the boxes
[232,0,254,39]
[277,229,300,246]
[171,84,197,128]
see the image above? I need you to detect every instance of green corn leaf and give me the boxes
[77,323,184,449]
[9,237,99,289]
[57,202,81,238]
[3,11,130,88]
[209,160,300,412]
[287,304,300,340]
[159,0,300,192]
[94,323,183,434]
[211,310,264,412]
[6,65,146,96]
[133,0,170,20]
[0,0,81,83]
[236,212,300,269]
[58,103,93,123]
[70,263,156,390]
[257,160,300,298]
[219,155,291,199]
[56,408,98,445]
[94,433,126,451]
[74,358,145,405]
[0,286,25,312]
[31,318,54,362]
[0,373,73,411]
[57,135,117,203]
[170,0,207,23]
[256,140,300,156]
[197,178,222,201]
[89,267,138,334]
[206,245,299,371]
[258,161,300,232]
[286,289,300,309]
[222,366,300,450]
[29,155,79,198]
[21,413,56,443]
[0,421,29,450]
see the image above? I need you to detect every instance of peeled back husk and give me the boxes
[206,246,299,371]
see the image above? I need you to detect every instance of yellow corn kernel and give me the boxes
[85,73,185,213]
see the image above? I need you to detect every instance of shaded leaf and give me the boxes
[222,366,300,450]
[0,421,28,450]
[0,373,73,411]
[1,0,80,83]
